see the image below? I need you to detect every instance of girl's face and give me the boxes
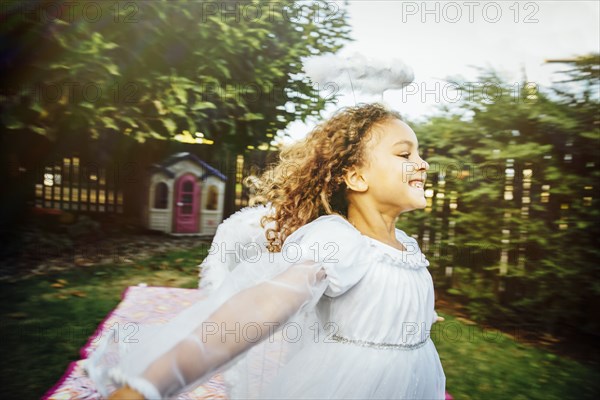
[358,118,429,213]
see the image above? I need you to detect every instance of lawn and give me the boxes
[0,245,205,399]
[1,245,598,399]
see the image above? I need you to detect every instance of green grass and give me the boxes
[431,314,600,399]
[1,244,599,399]
[0,245,206,399]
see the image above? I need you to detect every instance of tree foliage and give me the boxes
[1,0,351,151]
[401,54,599,338]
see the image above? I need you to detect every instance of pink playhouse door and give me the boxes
[173,174,200,233]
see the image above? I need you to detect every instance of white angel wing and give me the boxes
[198,204,273,292]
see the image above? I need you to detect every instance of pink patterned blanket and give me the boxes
[42,286,228,400]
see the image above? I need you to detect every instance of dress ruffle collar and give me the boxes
[333,216,430,270]
[366,238,430,270]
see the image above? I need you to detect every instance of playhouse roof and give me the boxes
[149,152,227,181]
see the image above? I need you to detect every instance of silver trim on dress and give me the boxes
[331,334,430,350]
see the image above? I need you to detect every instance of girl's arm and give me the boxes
[108,386,144,399]
[104,262,327,399]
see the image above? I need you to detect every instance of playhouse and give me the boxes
[145,152,226,235]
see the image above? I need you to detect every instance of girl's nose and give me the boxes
[418,159,429,171]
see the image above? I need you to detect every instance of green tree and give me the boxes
[0,0,351,224]
[1,0,350,150]
[401,54,599,338]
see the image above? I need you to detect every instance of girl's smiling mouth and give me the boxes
[408,174,426,189]
[408,180,424,189]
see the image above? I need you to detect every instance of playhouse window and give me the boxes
[206,185,218,210]
[154,182,168,209]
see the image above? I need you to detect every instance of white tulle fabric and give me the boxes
[86,206,446,399]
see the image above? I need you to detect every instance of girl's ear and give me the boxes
[343,167,368,192]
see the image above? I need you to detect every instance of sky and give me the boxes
[278,0,600,143]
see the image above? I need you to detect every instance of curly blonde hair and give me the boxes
[251,103,402,253]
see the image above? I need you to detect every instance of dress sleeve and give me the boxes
[85,214,369,399]
[288,215,373,297]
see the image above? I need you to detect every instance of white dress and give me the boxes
[86,205,446,400]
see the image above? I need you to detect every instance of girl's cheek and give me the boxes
[399,161,412,175]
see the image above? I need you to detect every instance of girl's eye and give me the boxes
[398,153,411,159]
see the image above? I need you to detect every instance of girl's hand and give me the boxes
[436,316,445,322]
[107,386,145,400]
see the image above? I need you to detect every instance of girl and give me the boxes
[87,103,447,399]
